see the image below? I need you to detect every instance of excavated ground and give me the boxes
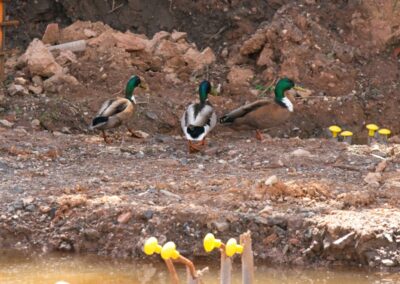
[0,127,399,269]
[1,0,400,270]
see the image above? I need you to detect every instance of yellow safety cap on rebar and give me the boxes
[225,238,243,257]
[340,131,353,137]
[161,241,180,260]
[378,128,391,136]
[366,124,379,137]
[203,233,222,253]
[329,125,342,138]
[144,237,162,256]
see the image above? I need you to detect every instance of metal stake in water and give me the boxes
[378,128,391,144]
[366,124,379,145]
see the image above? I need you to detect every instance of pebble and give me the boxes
[381,259,395,267]
[0,119,14,128]
[265,175,278,186]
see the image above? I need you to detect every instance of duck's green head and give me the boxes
[125,75,142,103]
[274,77,295,112]
[199,80,211,103]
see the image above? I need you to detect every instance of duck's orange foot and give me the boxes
[255,130,264,141]
[188,141,204,153]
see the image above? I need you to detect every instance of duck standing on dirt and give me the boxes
[90,75,145,143]
[181,80,217,153]
[219,77,297,140]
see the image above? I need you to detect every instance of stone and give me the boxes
[145,111,158,121]
[43,73,79,92]
[32,76,43,87]
[170,31,187,42]
[183,47,216,70]
[7,84,29,96]
[83,28,97,38]
[42,23,60,45]
[381,259,395,267]
[155,40,181,60]
[31,119,41,129]
[132,130,150,139]
[28,85,43,95]
[117,211,133,224]
[257,46,274,66]
[113,31,148,51]
[291,148,312,158]
[265,175,278,186]
[212,220,229,232]
[21,39,62,77]
[56,50,77,66]
[227,66,254,87]
[14,77,27,85]
[375,160,387,173]
[364,172,382,187]
[0,119,14,128]
[240,31,267,55]
[143,210,154,220]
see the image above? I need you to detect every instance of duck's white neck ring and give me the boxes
[281,97,293,112]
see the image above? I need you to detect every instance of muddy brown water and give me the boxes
[0,251,399,284]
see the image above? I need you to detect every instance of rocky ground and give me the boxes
[0,127,399,269]
[1,0,400,270]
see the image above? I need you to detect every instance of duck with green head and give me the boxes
[181,80,217,153]
[220,77,297,140]
[90,75,146,143]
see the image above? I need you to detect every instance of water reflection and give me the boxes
[0,251,398,284]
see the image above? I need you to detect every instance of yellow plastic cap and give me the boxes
[366,124,379,137]
[378,128,391,136]
[203,233,222,253]
[329,125,342,138]
[340,131,353,137]
[144,237,162,256]
[225,238,243,257]
[161,241,180,260]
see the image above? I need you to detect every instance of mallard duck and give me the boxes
[181,80,217,153]
[90,75,145,143]
[220,77,297,140]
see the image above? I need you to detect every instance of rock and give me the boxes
[56,50,77,65]
[364,172,382,186]
[170,31,187,42]
[28,85,43,95]
[43,73,79,92]
[42,23,60,45]
[160,189,182,200]
[132,130,150,139]
[212,220,229,232]
[265,175,278,186]
[240,31,267,55]
[21,39,62,77]
[0,119,14,128]
[117,211,133,224]
[375,160,387,173]
[381,259,395,267]
[257,46,274,66]
[83,28,97,38]
[113,31,148,52]
[31,119,41,129]
[291,148,312,158]
[32,76,43,87]
[7,84,29,96]
[183,47,216,70]
[155,40,181,59]
[227,66,254,87]
[14,77,27,85]
[143,210,154,220]
[145,111,158,121]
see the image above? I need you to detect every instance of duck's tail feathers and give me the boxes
[91,116,108,129]
[187,125,205,139]
[219,114,235,124]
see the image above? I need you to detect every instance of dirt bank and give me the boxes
[1,0,400,270]
[0,128,399,268]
